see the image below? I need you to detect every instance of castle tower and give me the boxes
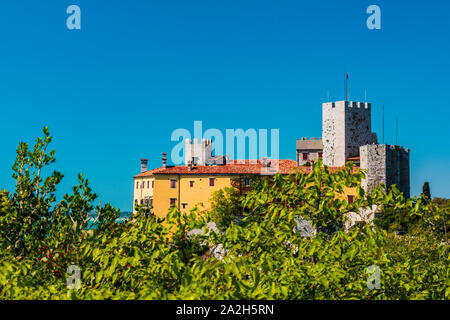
[360,144,410,198]
[322,101,378,167]
[185,138,213,166]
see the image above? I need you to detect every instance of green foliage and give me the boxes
[433,197,450,209]
[0,128,122,284]
[209,187,243,230]
[0,130,448,300]
[422,182,431,201]
[242,160,365,235]
[374,206,420,234]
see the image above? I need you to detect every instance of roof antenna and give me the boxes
[382,104,385,144]
[395,116,399,145]
[327,89,330,102]
[364,89,367,102]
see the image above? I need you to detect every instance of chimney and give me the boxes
[140,159,148,173]
[187,160,193,171]
[261,157,271,168]
[162,152,167,168]
[261,157,267,167]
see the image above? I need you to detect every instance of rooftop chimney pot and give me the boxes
[162,152,167,168]
[140,159,148,173]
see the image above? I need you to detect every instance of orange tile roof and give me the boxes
[134,160,358,178]
[134,160,296,177]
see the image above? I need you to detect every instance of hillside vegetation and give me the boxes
[0,128,448,299]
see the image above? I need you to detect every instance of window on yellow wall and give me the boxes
[190,181,194,187]
[244,178,250,187]
[209,178,215,187]
[152,181,154,188]
[170,179,176,188]
[182,203,187,209]
[170,198,176,207]
[347,195,354,204]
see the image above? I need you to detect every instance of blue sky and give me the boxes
[0,0,449,211]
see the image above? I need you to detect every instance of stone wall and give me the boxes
[322,102,343,166]
[385,145,410,198]
[360,144,387,193]
[345,102,377,160]
[297,151,322,165]
[360,144,410,198]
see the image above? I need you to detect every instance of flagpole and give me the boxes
[382,104,385,144]
[345,74,348,101]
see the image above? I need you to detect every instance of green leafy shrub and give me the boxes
[0,129,448,300]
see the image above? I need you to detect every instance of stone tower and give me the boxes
[185,138,213,166]
[322,101,378,167]
[360,144,410,198]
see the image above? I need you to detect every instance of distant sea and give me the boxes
[86,211,132,229]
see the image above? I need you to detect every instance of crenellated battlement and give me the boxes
[348,101,371,109]
[388,145,410,153]
[185,138,213,166]
[323,101,371,110]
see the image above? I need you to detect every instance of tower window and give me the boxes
[152,181,154,188]
[170,179,176,188]
[302,153,308,160]
[147,181,149,188]
[136,182,139,189]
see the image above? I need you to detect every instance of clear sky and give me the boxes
[0,1,449,211]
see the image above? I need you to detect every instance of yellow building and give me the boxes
[133,156,358,218]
